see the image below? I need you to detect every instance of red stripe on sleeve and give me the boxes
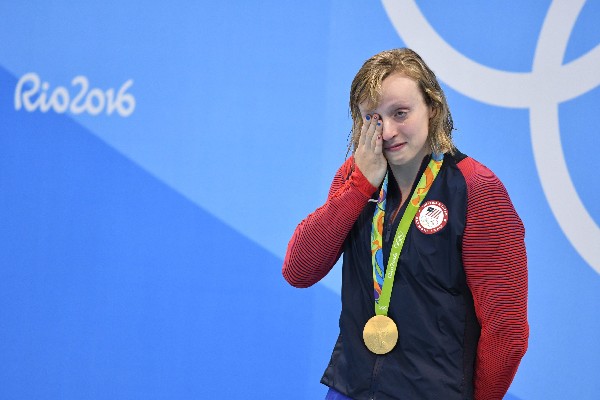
[457,157,529,400]
[282,157,377,288]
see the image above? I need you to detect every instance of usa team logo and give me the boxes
[415,200,448,234]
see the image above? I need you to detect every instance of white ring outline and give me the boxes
[382,0,600,274]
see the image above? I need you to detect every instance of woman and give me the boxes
[282,48,528,400]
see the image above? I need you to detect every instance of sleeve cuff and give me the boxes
[351,163,379,198]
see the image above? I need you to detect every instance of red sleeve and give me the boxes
[457,158,529,400]
[282,156,377,288]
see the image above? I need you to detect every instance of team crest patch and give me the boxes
[415,200,448,234]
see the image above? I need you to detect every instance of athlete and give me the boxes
[282,48,528,400]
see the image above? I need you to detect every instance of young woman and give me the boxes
[283,48,528,400]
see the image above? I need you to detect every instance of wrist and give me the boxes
[352,161,379,196]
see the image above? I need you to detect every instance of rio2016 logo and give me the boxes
[382,0,600,275]
[14,72,135,117]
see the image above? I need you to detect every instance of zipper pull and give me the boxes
[384,222,393,242]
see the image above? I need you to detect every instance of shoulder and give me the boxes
[453,152,509,198]
[453,151,524,234]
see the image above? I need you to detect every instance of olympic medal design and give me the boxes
[363,315,398,354]
[415,200,448,234]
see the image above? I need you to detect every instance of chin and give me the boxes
[385,155,412,166]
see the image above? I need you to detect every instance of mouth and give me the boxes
[384,142,406,152]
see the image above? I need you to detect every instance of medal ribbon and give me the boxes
[371,153,444,315]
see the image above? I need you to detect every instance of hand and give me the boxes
[354,114,387,188]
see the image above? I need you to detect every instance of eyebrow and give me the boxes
[362,103,410,116]
[359,100,412,116]
[384,102,411,110]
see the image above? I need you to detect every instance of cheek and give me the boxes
[405,118,430,143]
[403,119,426,135]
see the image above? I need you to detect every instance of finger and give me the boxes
[358,114,372,146]
[370,115,382,150]
[373,120,383,155]
[363,114,378,148]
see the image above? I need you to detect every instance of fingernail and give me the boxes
[373,114,378,119]
[366,115,371,121]
[377,121,381,126]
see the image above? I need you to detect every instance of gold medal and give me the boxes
[363,315,398,354]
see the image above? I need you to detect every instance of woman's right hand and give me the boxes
[354,114,387,188]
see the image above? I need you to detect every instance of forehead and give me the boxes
[359,73,423,112]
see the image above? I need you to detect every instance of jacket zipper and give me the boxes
[369,355,385,399]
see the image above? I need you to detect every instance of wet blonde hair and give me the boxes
[349,48,455,155]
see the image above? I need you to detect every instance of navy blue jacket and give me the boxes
[321,152,480,399]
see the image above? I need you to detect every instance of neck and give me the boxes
[390,153,430,194]
[390,165,420,192]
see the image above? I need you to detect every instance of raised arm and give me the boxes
[282,157,377,288]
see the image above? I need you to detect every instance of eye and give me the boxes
[394,109,408,119]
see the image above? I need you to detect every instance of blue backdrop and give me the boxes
[0,1,598,399]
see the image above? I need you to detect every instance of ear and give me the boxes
[428,105,437,119]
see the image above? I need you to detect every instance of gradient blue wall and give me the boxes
[0,1,598,399]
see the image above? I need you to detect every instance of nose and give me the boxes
[381,119,397,141]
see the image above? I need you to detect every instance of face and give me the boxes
[359,72,432,171]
